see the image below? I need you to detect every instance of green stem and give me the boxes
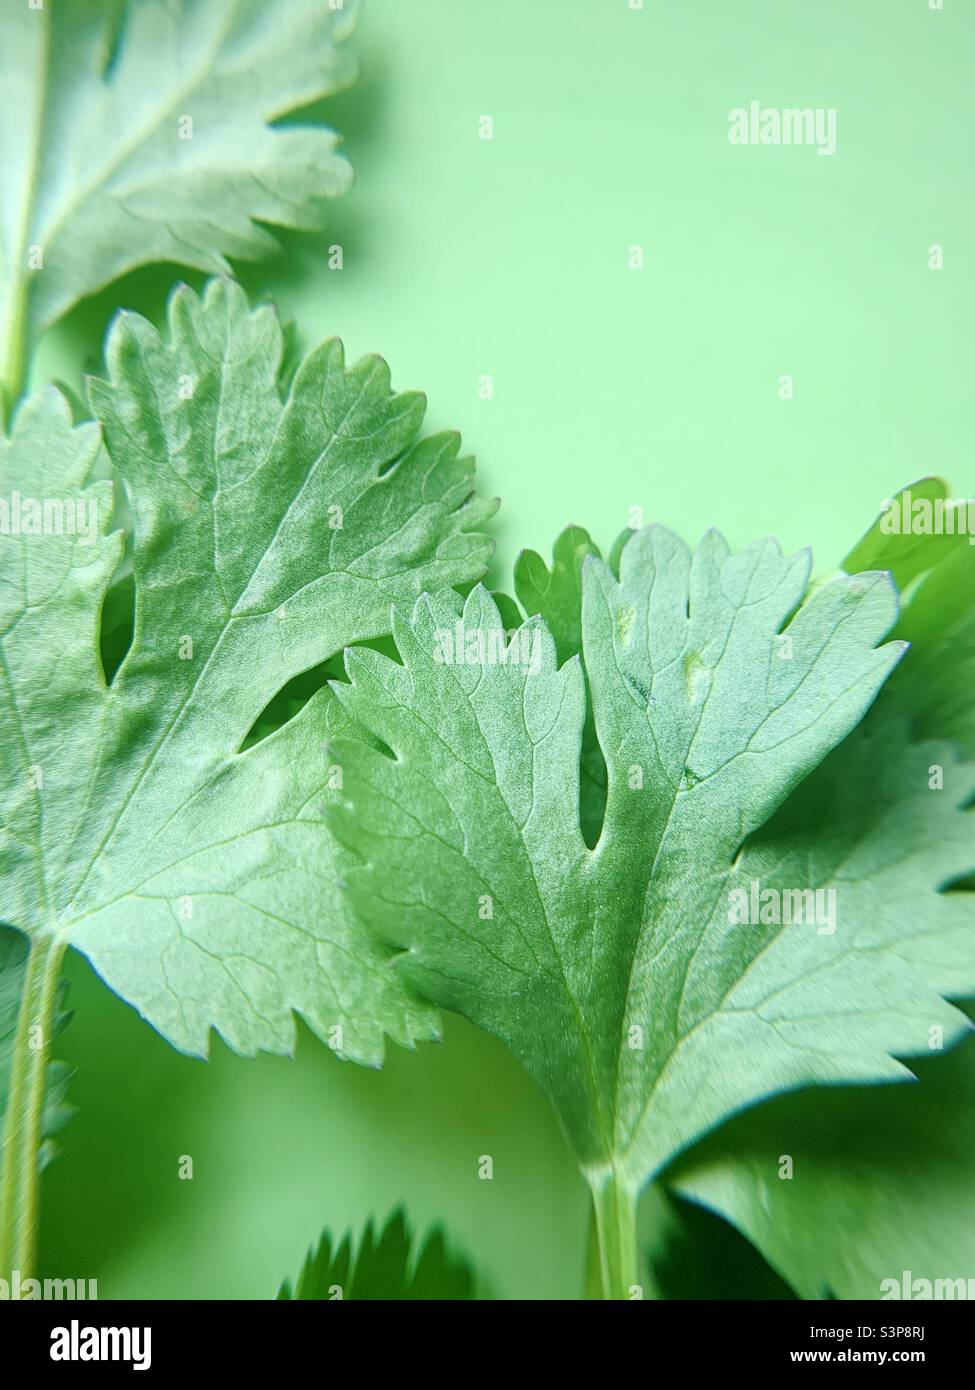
[586,1165,639,1300]
[0,933,65,1287]
[584,1201,604,1299]
[0,0,46,430]
[0,271,28,428]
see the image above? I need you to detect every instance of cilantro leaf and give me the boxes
[277,1208,475,1300]
[328,525,930,1218]
[514,526,606,846]
[514,525,599,666]
[664,490,975,1299]
[651,1188,797,1300]
[0,0,358,412]
[671,1023,975,1300]
[0,277,495,1064]
[664,719,975,1300]
[844,477,975,756]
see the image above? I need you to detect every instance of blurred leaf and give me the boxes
[670,1025,975,1300]
[278,1208,475,1300]
[843,477,975,756]
[652,1190,797,1301]
[843,477,970,589]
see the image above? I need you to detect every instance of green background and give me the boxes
[34,0,974,1298]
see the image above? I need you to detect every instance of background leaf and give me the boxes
[278,1207,475,1300]
[0,0,358,405]
[650,1189,797,1301]
[514,527,607,846]
[670,1017,975,1300]
[843,478,975,757]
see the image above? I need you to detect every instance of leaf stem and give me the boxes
[586,1165,639,1300]
[0,933,65,1287]
[0,271,29,430]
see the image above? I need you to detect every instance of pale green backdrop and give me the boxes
[36,0,973,1298]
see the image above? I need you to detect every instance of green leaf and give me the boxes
[514,526,600,667]
[661,489,975,1300]
[328,525,964,1203]
[663,721,975,1299]
[651,1189,797,1301]
[666,718,975,1298]
[515,526,606,846]
[0,277,496,1064]
[277,1208,475,1300]
[843,478,975,757]
[0,0,358,408]
[670,1023,975,1300]
[843,477,970,589]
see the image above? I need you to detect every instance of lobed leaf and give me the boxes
[327,525,959,1197]
[0,278,496,1065]
[665,489,975,1298]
